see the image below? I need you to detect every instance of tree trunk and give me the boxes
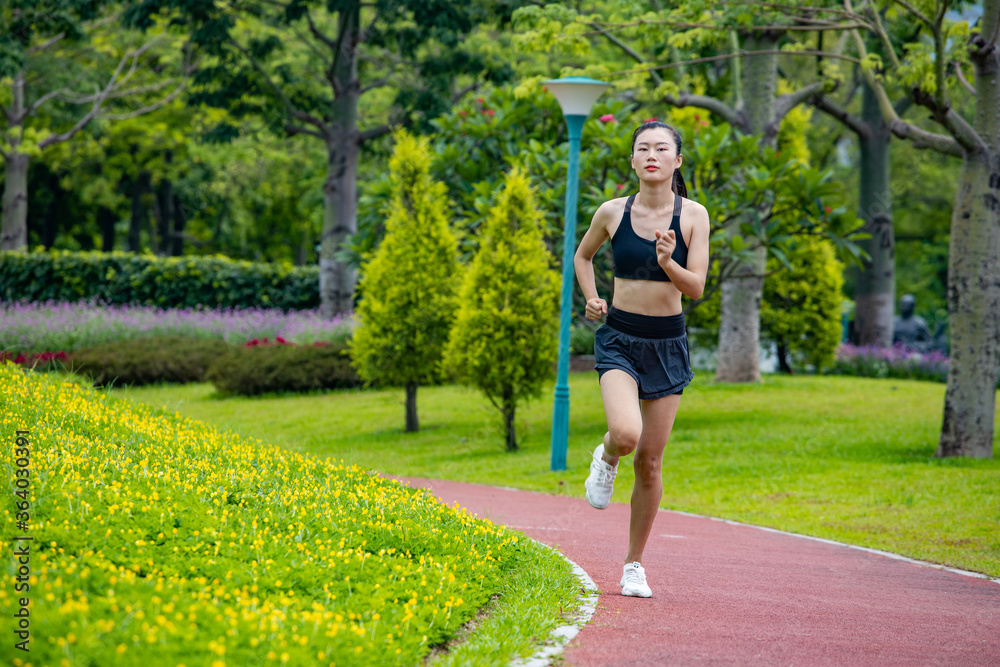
[129,171,151,253]
[504,397,518,452]
[405,382,419,432]
[171,194,185,256]
[319,8,360,319]
[99,206,117,252]
[297,225,309,266]
[1,151,30,252]
[40,171,61,250]
[716,32,776,383]
[854,82,895,347]
[937,154,1000,458]
[937,19,1000,458]
[155,152,174,255]
[776,341,793,374]
[717,274,764,381]
[1,72,29,252]
[155,179,174,255]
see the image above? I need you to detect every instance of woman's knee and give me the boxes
[608,427,641,456]
[633,451,663,485]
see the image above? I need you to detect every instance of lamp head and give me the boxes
[542,77,611,117]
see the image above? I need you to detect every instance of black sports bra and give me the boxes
[611,194,688,282]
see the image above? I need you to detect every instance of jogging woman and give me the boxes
[574,120,710,597]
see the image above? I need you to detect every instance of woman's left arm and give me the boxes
[657,204,710,300]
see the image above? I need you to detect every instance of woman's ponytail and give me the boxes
[672,170,688,198]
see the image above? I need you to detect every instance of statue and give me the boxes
[892,294,933,351]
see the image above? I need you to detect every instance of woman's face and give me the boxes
[630,127,682,184]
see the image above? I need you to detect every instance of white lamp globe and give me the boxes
[543,77,611,117]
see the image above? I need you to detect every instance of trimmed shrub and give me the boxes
[68,337,233,386]
[761,235,845,372]
[443,167,560,451]
[207,342,362,395]
[0,250,320,310]
[351,130,459,431]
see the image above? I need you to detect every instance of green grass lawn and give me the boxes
[113,373,1000,578]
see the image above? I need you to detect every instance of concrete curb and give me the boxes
[509,547,600,667]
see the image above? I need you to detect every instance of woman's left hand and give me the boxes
[655,229,676,269]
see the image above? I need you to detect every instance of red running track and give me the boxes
[400,477,1000,667]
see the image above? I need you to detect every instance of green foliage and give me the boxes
[443,167,560,451]
[355,85,641,321]
[206,342,363,396]
[125,0,515,137]
[357,86,863,351]
[682,120,864,291]
[762,236,845,371]
[67,336,232,386]
[0,0,106,78]
[688,238,847,373]
[351,131,460,392]
[0,250,320,310]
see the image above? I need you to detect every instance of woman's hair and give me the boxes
[630,121,687,198]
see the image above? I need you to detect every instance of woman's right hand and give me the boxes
[585,298,608,321]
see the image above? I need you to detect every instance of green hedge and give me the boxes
[206,342,364,395]
[61,337,365,393]
[68,337,234,386]
[0,250,320,310]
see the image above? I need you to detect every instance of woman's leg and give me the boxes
[625,393,681,564]
[598,369,643,465]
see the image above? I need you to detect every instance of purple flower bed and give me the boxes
[0,301,353,354]
[828,342,951,383]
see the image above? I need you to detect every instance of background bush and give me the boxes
[207,342,363,395]
[570,323,597,356]
[0,250,320,310]
[68,336,233,386]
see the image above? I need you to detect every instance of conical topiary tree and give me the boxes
[444,167,560,452]
[350,130,459,432]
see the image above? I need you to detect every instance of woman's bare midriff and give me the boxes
[611,277,684,316]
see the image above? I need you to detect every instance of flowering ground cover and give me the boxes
[0,301,353,354]
[1,363,574,665]
[829,343,953,383]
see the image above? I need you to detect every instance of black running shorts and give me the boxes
[593,307,694,399]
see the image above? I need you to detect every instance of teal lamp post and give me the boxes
[544,76,610,471]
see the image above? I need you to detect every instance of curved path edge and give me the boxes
[678,509,1000,586]
[399,476,1000,667]
[509,549,600,667]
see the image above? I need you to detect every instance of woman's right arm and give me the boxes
[574,202,614,321]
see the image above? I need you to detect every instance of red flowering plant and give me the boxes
[1,350,69,370]
[244,336,328,347]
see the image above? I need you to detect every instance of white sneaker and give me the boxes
[584,443,617,509]
[620,561,652,598]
